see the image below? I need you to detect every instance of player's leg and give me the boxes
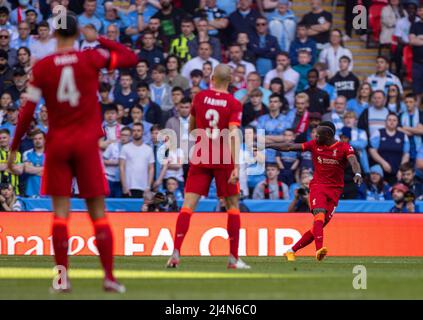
[167,166,211,268]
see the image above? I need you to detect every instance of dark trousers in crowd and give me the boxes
[108,180,122,198]
[124,189,144,198]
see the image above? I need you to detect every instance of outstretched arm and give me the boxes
[265,142,303,152]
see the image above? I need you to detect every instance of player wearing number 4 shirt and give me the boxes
[266,121,363,261]
[7,14,138,293]
[166,64,251,270]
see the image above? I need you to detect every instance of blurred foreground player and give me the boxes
[266,122,362,261]
[167,64,250,269]
[8,14,138,292]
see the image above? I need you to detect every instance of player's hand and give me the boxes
[81,25,98,42]
[7,150,16,173]
[353,174,363,186]
[228,167,239,185]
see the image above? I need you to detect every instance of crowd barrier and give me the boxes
[0,212,422,256]
[18,198,423,213]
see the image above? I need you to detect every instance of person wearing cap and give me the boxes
[9,0,42,26]
[389,182,420,213]
[0,49,13,93]
[370,113,410,185]
[267,0,297,52]
[343,111,370,174]
[357,164,392,200]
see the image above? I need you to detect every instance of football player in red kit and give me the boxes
[8,14,138,292]
[266,121,363,261]
[166,64,250,269]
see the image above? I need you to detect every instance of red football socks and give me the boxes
[173,207,193,252]
[292,230,314,252]
[52,217,69,270]
[93,217,115,281]
[227,209,241,259]
[313,213,325,251]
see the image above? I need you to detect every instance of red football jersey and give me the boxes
[190,89,242,168]
[302,140,355,188]
[26,48,111,143]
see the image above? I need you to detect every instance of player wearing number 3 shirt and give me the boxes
[7,14,138,293]
[167,64,251,270]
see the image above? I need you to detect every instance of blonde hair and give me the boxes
[295,92,309,103]
[344,111,357,119]
[212,64,232,87]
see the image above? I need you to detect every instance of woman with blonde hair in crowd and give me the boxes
[0,183,22,212]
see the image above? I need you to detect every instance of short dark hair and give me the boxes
[150,124,161,132]
[318,121,336,137]
[152,64,166,74]
[99,82,112,93]
[190,69,203,78]
[132,122,144,130]
[307,68,319,77]
[31,129,45,139]
[0,6,10,15]
[121,126,132,135]
[54,13,79,38]
[405,93,417,100]
[136,81,149,90]
[120,71,132,78]
[269,93,282,102]
[0,128,10,136]
[179,97,192,104]
[172,86,184,94]
[400,162,415,173]
[138,59,149,68]
[376,55,390,63]
[339,55,351,63]
[37,20,50,30]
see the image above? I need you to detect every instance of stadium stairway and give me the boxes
[291,0,379,81]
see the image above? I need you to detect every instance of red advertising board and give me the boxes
[0,212,422,256]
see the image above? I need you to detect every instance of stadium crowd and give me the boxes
[0,0,422,213]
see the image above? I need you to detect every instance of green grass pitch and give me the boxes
[1,256,423,299]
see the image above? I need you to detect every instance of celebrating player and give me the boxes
[7,14,138,292]
[266,121,362,261]
[166,64,250,269]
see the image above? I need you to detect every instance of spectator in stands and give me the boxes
[29,21,56,61]
[264,52,299,108]
[287,169,312,212]
[235,71,272,106]
[0,182,22,211]
[0,49,13,94]
[237,31,256,63]
[289,22,318,66]
[304,68,330,115]
[370,113,410,185]
[347,82,372,118]
[258,93,294,164]
[0,92,12,124]
[152,0,187,39]
[100,104,124,151]
[147,124,164,182]
[231,64,247,91]
[6,67,26,103]
[329,55,360,101]
[0,29,16,67]
[119,122,155,198]
[275,128,300,186]
[137,17,169,53]
[385,84,406,114]
[399,93,423,163]
[249,16,280,78]
[99,82,113,114]
[409,2,423,106]
[103,126,131,198]
[15,47,31,73]
[169,18,195,65]
[128,104,152,143]
[313,62,336,104]
[133,59,152,86]
[253,163,289,200]
[343,111,370,174]
[380,0,406,48]
[101,5,123,36]
[366,55,403,94]
[228,0,261,42]
[138,30,165,67]
[399,162,423,199]
[36,105,48,133]
[194,0,229,39]
[164,55,189,90]
[290,93,311,137]
[188,18,222,62]
[268,78,289,110]
[10,0,42,26]
[295,111,321,143]
[0,128,23,195]
[293,49,313,93]
[22,129,45,197]
[0,6,16,39]
[181,41,218,80]
[389,182,420,213]
[393,2,419,77]
[77,0,102,32]
[11,21,32,50]
[300,0,333,50]
[1,102,19,139]
[358,90,389,138]
[267,0,297,52]
[114,72,138,111]
[322,95,347,135]
[358,164,392,200]
[149,64,173,123]
[318,29,353,78]
[162,177,183,201]
[133,81,161,126]
[105,23,120,42]
[201,61,213,89]
[241,88,267,128]
[227,43,256,78]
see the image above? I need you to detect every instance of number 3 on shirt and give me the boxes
[57,66,81,107]
[205,109,220,139]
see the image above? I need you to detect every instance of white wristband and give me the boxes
[355,173,362,178]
